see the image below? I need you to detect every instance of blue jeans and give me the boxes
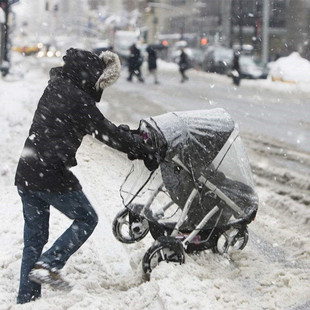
[17,188,98,304]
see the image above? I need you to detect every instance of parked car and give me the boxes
[190,48,205,68]
[12,43,40,56]
[92,46,114,55]
[202,46,234,74]
[37,43,61,58]
[239,55,269,79]
[114,30,140,64]
[170,47,193,67]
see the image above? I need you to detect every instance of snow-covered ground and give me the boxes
[0,55,309,310]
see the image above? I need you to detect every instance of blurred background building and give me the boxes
[1,0,310,70]
[116,0,310,60]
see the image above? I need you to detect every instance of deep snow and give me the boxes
[0,55,309,310]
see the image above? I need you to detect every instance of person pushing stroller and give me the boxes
[15,48,158,304]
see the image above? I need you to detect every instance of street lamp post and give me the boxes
[262,0,270,64]
[0,0,9,73]
[238,0,244,50]
[0,0,19,76]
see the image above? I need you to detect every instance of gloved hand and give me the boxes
[144,155,159,171]
[127,134,154,159]
[118,124,130,131]
[127,134,160,171]
[117,125,143,160]
[118,124,139,135]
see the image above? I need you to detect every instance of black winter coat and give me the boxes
[147,48,157,71]
[232,54,241,72]
[15,49,148,192]
[179,51,189,71]
[128,46,142,71]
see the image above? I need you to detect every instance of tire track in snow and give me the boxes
[249,230,310,270]
[287,300,310,310]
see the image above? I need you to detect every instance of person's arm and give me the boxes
[82,104,158,170]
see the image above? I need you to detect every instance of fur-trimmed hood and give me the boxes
[95,51,121,91]
[61,48,121,102]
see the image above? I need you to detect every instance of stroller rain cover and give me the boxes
[121,108,259,231]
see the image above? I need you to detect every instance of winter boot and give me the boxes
[29,262,72,291]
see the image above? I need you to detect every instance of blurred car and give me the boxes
[169,47,206,69]
[92,46,114,55]
[167,41,189,63]
[232,44,254,55]
[239,55,269,79]
[91,40,113,55]
[189,48,205,68]
[202,46,234,74]
[12,44,40,56]
[37,43,61,58]
[170,48,191,62]
[114,30,140,64]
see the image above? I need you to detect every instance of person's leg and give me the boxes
[135,68,144,82]
[151,70,159,84]
[17,188,50,304]
[183,69,189,80]
[127,69,133,81]
[180,68,186,82]
[36,190,98,270]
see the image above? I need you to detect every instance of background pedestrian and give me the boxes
[179,48,189,83]
[127,44,144,82]
[146,45,159,84]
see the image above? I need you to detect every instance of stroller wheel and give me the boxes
[112,208,149,244]
[142,236,185,274]
[213,227,249,254]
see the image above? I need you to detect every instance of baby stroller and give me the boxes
[112,108,258,275]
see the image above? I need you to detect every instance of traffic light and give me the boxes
[162,40,168,47]
[200,37,208,46]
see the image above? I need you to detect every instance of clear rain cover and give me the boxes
[120,109,258,231]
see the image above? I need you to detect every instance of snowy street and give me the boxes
[105,61,310,153]
[0,56,309,310]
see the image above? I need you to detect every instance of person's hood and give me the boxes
[61,48,121,102]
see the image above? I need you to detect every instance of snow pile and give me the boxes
[269,52,310,84]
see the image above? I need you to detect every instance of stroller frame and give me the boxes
[129,152,250,253]
[112,109,258,274]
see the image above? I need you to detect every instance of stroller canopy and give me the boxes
[141,108,235,179]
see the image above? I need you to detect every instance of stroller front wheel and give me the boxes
[112,208,149,243]
[213,227,249,254]
[142,236,185,275]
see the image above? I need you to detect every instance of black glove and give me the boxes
[127,134,146,160]
[118,124,139,135]
[127,134,160,170]
[118,124,130,131]
[117,125,144,160]
[144,155,159,171]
